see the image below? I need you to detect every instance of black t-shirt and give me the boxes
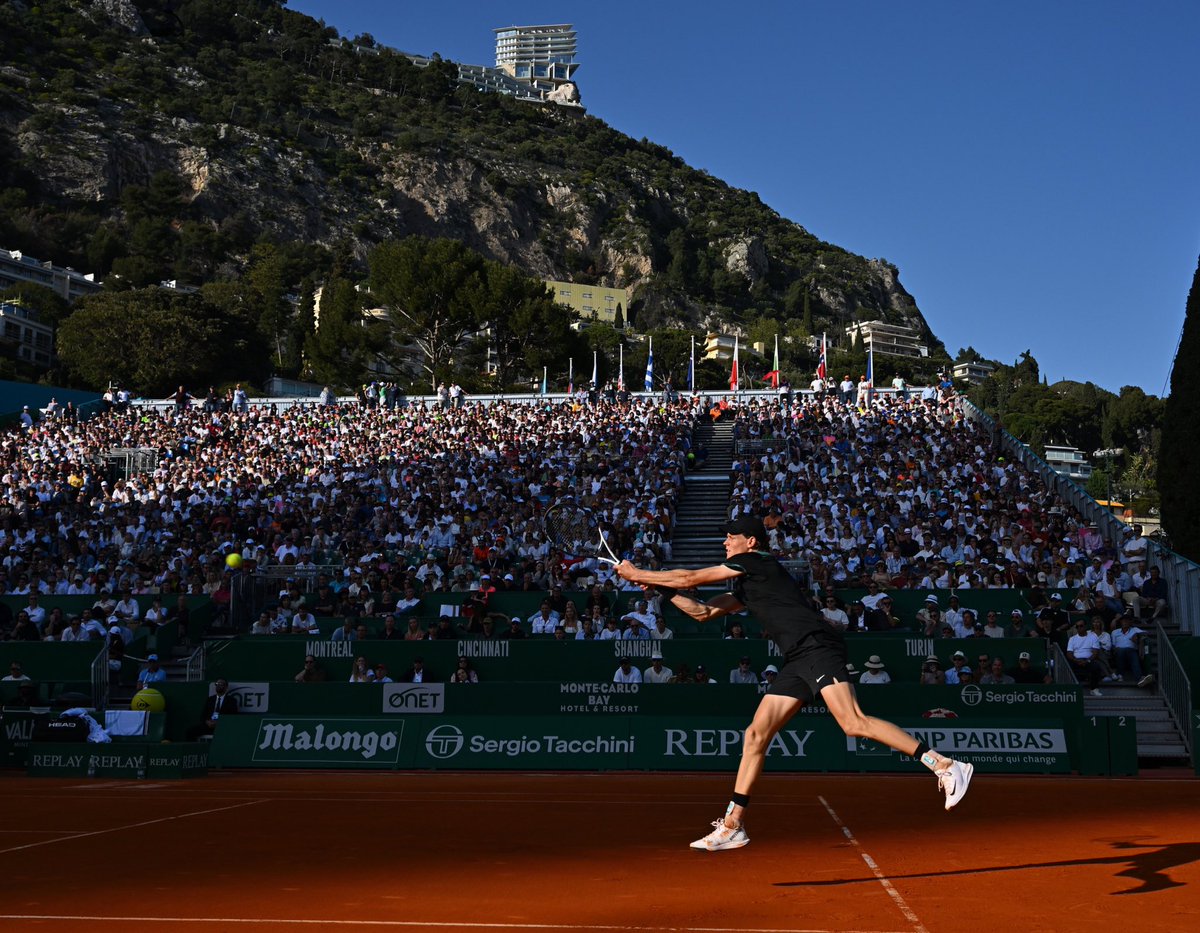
[723,550,842,658]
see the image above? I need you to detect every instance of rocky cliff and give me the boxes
[0,0,936,345]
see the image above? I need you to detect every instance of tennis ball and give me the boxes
[225,552,243,570]
[130,688,166,713]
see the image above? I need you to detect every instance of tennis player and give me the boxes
[615,515,973,851]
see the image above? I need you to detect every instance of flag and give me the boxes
[763,370,781,388]
[618,344,625,391]
[644,337,654,392]
[688,336,695,393]
[541,366,547,396]
[729,336,739,391]
[817,332,827,382]
[568,358,573,395]
[773,334,780,375]
[591,350,598,387]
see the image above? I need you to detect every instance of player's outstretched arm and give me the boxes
[615,560,739,591]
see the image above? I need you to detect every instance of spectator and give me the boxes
[500,617,527,640]
[613,656,642,684]
[528,600,561,635]
[1066,620,1105,695]
[760,664,779,687]
[330,618,357,642]
[982,611,1005,638]
[295,655,328,683]
[859,655,891,684]
[373,663,394,683]
[136,653,167,691]
[348,657,374,683]
[399,657,436,683]
[944,651,969,685]
[1137,567,1168,621]
[1011,651,1046,685]
[643,652,673,684]
[691,664,717,684]
[980,657,1015,685]
[919,656,945,685]
[1111,613,1153,687]
[729,656,758,684]
[451,657,479,683]
[3,661,31,682]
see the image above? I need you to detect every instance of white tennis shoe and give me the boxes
[690,818,750,851]
[937,759,974,810]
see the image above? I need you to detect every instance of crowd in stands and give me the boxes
[0,394,699,644]
[1,385,1163,696]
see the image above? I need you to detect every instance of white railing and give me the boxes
[1155,623,1193,760]
[185,645,206,683]
[1048,641,1078,686]
[90,645,110,709]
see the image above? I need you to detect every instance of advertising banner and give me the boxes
[382,682,445,714]
[209,714,1082,774]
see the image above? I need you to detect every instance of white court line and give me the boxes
[0,800,265,855]
[0,918,906,933]
[818,796,928,933]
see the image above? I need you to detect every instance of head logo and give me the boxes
[960,684,983,707]
[425,725,465,759]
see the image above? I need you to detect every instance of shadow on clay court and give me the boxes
[774,839,1200,896]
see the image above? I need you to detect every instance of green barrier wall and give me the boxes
[205,635,1046,684]
[208,713,1080,774]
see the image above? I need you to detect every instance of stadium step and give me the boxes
[665,422,734,569]
[1083,690,1190,760]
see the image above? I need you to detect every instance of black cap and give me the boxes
[719,515,769,543]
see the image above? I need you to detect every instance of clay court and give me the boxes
[1,770,1197,933]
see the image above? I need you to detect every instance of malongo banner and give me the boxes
[209,714,1082,773]
[251,718,405,765]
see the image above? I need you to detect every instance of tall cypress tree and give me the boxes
[1158,255,1200,562]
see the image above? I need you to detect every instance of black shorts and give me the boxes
[767,642,851,704]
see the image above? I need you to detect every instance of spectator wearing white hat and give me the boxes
[944,651,969,685]
[1011,651,1046,685]
[643,651,673,684]
[760,664,779,686]
[859,655,891,685]
[919,656,945,685]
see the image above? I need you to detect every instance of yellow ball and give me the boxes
[130,688,166,713]
[225,552,243,569]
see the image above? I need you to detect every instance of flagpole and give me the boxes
[618,343,624,392]
[541,366,547,396]
[644,336,654,394]
[592,350,598,388]
[568,357,573,395]
[688,335,695,394]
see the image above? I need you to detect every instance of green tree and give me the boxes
[480,261,578,387]
[302,276,377,387]
[369,237,487,389]
[0,282,71,328]
[1159,256,1200,561]
[56,288,223,394]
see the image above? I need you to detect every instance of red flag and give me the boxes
[729,337,739,390]
[763,370,780,388]
[816,333,827,381]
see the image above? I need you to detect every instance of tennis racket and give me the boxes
[542,501,620,566]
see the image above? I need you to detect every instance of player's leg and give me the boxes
[821,681,973,810]
[690,693,803,851]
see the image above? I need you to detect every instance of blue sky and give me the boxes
[290,1,1200,396]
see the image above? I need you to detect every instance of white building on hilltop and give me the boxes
[844,320,928,359]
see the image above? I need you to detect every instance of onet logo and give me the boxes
[960,684,983,707]
[425,725,465,759]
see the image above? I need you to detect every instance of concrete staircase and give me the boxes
[667,420,735,570]
[1083,686,1189,760]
